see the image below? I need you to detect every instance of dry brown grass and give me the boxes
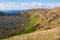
[3,27,60,40]
[1,7,60,40]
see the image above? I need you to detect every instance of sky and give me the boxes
[0,0,60,10]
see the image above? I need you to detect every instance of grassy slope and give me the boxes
[13,12,42,35]
[3,27,60,40]
[1,8,60,40]
[0,12,42,39]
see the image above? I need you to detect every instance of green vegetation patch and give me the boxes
[1,13,42,40]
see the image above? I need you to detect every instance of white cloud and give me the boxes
[0,2,21,10]
[0,2,60,10]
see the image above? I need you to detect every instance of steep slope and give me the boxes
[36,8,60,31]
[3,27,60,40]
[3,7,60,40]
[0,8,50,38]
[1,8,60,40]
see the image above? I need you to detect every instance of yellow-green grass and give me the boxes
[0,12,42,39]
[3,27,60,40]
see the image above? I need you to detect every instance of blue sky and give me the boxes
[0,0,60,10]
[0,0,60,3]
